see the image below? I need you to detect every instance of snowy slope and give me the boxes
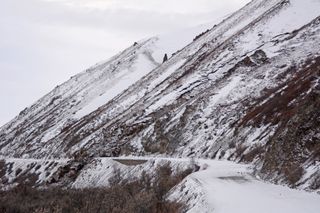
[0,0,320,193]
[0,158,68,189]
[1,156,319,212]
[0,23,213,157]
[171,159,320,213]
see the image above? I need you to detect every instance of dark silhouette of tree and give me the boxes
[163,54,168,63]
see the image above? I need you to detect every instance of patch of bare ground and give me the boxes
[113,159,148,166]
[218,176,250,183]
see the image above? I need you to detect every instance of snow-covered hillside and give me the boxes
[1,157,319,212]
[0,23,212,157]
[0,0,320,196]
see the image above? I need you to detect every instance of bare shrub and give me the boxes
[0,163,194,213]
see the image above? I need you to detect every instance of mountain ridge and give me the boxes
[1,0,320,191]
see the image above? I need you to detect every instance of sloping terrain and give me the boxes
[170,159,320,213]
[0,0,320,196]
[0,156,194,190]
[0,23,213,159]
[1,157,319,212]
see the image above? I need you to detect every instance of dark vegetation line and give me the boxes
[0,162,198,213]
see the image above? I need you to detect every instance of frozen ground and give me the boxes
[1,156,319,212]
[187,159,320,213]
[86,157,320,213]
[109,157,320,213]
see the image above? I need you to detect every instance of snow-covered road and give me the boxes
[113,157,320,213]
[190,160,320,213]
[2,156,319,212]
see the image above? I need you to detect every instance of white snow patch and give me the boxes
[188,159,320,213]
[208,75,242,107]
[147,59,187,90]
[75,53,157,118]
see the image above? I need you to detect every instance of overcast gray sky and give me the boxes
[0,0,249,126]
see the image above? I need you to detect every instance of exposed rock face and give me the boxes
[236,57,320,188]
[0,0,320,190]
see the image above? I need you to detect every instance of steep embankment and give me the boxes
[0,0,320,191]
